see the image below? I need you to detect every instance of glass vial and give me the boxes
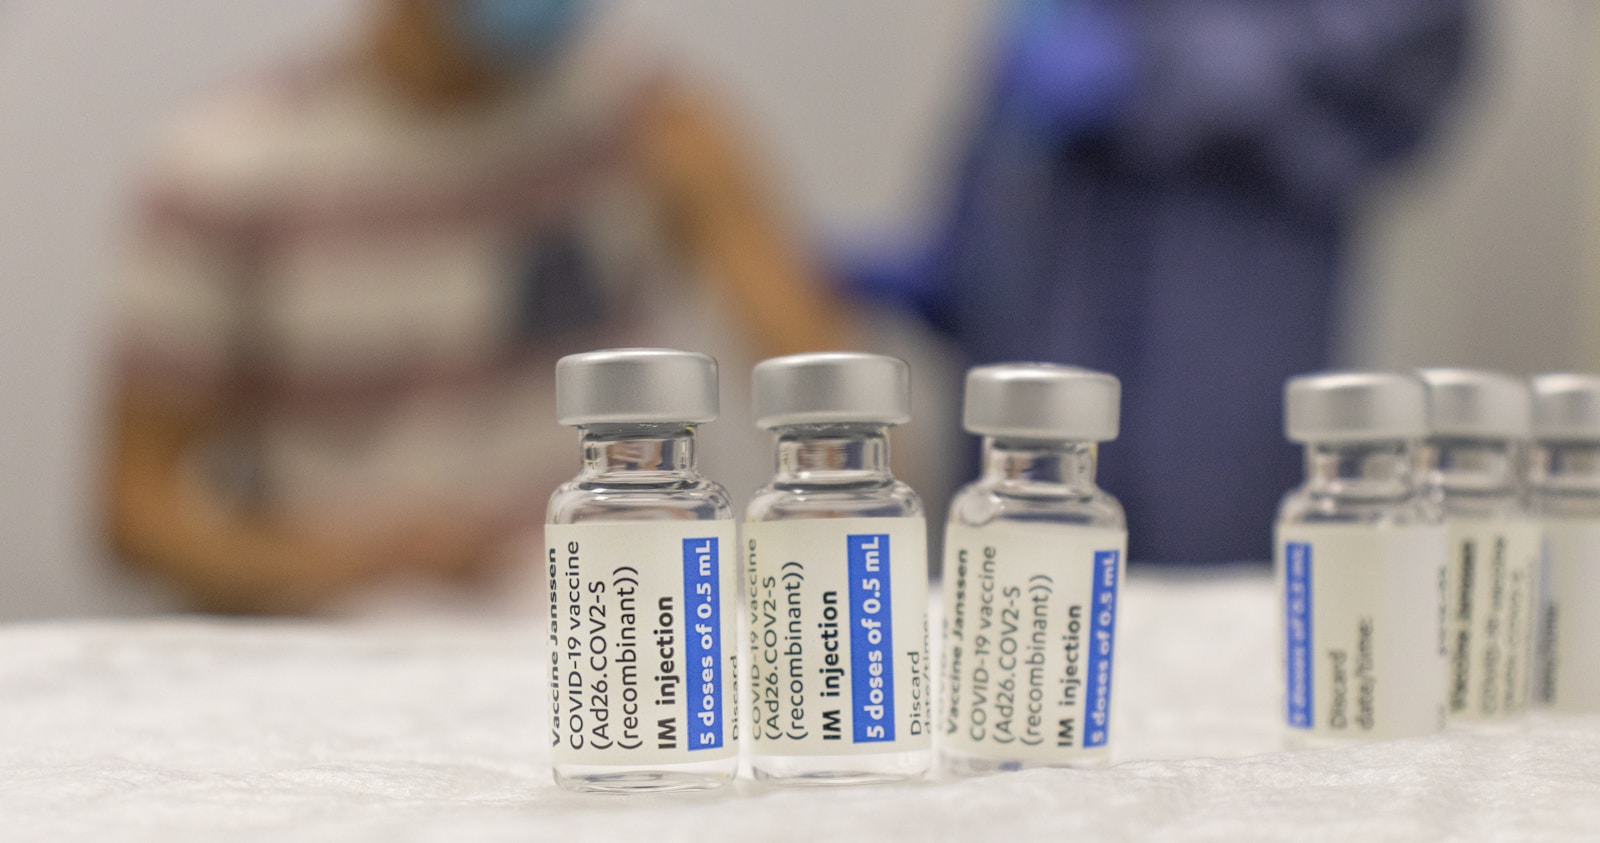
[939,364,1126,773]
[545,349,738,793]
[1416,369,1539,721]
[1277,372,1448,745]
[1528,374,1600,712]
[744,352,931,784]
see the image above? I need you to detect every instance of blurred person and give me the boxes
[854,0,1471,564]
[106,0,846,613]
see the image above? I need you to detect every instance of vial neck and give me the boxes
[581,423,698,481]
[1303,440,1415,500]
[773,424,891,486]
[1532,441,1600,493]
[1420,437,1517,495]
[980,438,1098,494]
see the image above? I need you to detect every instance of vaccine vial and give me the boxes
[1528,373,1600,712]
[1416,369,1539,721]
[743,352,931,784]
[939,364,1126,773]
[1277,372,1447,744]
[545,349,738,793]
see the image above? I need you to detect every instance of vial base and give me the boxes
[751,749,931,786]
[1443,714,1527,736]
[938,746,1109,776]
[552,757,737,794]
[1280,732,1369,751]
[1282,730,1436,751]
[1445,706,1529,726]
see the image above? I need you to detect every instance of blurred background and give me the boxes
[1,0,1597,619]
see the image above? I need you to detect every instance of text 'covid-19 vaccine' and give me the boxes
[545,349,739,793]
[940,363,1127,773]
[1417,369,1538,722]
[744,352,931,784]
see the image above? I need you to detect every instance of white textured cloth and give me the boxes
[2,568,1597,841]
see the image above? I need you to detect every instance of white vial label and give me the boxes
[546,521,739,767]
[744,517,930,755]
[941,524,1126,764]
[1540,521,1600,711]
[1276,523,1448,740]
[1444,518,1541,718]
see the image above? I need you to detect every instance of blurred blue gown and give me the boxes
[866,1,1470,563]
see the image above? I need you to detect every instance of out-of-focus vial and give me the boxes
[1528,373,1600,712]
[1416,369,1539,721]
[939,364,1126,773]
[744,352,931,784]
[545,349,738,793]
[1277,372,1448,745]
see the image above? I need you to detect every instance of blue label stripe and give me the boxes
[682,537,723,751]
[848,533,895,743]
[1082,549,1119,749]
[1286,543,1312,729]
[1285,542,1313,729]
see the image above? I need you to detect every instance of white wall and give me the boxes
[1341,0,1600,375]
[1588,2,1600,367]
[0,1,367,617]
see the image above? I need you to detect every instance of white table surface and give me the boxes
[1,567,1596,842]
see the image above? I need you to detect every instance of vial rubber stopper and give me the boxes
[962,363,1120,442]
[751,352,911,429]
[1417,368,1531,438]
[556,348,719,426]
[1285,371,1427,443]
[1532,373,1600,441]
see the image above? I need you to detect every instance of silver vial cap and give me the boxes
[1532,373,1600,440]
[962,363,1120,442]
[751,352,911,429]
[1285,371,1427,443]
[1416,368,1531,438]
[555,348,718,426]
